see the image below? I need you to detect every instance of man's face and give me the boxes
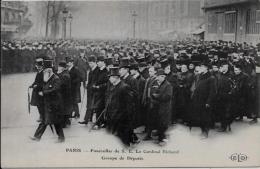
[189,63,195,70]
[148,67,156,77]
[234,67,241,75]
[212,65,219,72]
[164,65,171,74]
[194,66,201,75]
[97,61,105,68]
[57,66,64,73]
[157,75,166,83]
[119,67,128,77]
[109,76,119,84]
[220,64,228,73]
[80,52,85,58]
[130,69,137,75]
[67,62,73,67]
[181,65,188,73]
[200,65,208,73]
[139,67,145,72]
[88,62,96,69]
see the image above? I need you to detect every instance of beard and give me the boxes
[43,69,53,82]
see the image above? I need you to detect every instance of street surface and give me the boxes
[1,72,260,168]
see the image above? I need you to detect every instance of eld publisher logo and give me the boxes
[229,153,248,162]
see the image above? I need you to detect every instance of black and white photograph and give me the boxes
[1,0,260,168]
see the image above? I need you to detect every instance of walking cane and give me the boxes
[27,87,31,114]
[89,108,106,132]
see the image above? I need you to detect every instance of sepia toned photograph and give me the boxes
[1,0,260,168]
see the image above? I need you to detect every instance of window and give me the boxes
[208,14,217,33]
[246,9,260,34]
[256,10,260,23]
[224,11,236,33]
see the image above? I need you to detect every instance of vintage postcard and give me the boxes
[1,0,260,168]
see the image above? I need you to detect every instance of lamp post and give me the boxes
[62,8,69,39]
[68,12,73,39]
[132,11,137,39]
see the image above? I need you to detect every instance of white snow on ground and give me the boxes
[1,73,260,168]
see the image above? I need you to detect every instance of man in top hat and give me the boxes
[57,61,72,128]
[150,69,173,146]
[79,55,99,124]
[31,57,65,143]
[105,67,136,146]
[30,55,45,122]
[214,61,234,132]
[175,63,194,124]
[138,62,149,80]
[232,64,252,122]
[91,55,109,129]
[160,58,178,124]
[119,58,140,144]
[130,62,146,128]
[189,62,216,138]
[74,48,89,88]
[66,57,82,119]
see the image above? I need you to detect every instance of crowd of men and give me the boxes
[3,39,259,146]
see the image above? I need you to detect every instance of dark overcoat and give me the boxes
[31,70,44,106]
[151,79,173,128]
[189,72,216,127]
[58,70,73,116]
[69,66,82,103]
[86,67,99,113]
[42,74,62,124]
[92,67,109,111]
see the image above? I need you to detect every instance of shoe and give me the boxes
[93,125,99,130]
[235,117,243,121]
[217,128,226,132]
[201,132,208,139]
[143,135,152,141]
[30,136,40,141]
[78,121,88,124]
[36,119,42,122]
[158,140,167,146]
[56,138,65,143]
[249,119,258,124]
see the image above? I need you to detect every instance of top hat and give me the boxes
[156,69,166,76]
[66,56,74,63]
[97,55,106,62]
[43,57,53,69]
[88,55,97,62]
[105,57,114,65]
[58,60,67,68]
[130,62,139,70]
[109,67,120,76]
[119,58,130,68]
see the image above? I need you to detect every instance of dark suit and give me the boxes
[34,74,64,141]
[30,70,44,120]
[84,66,99,122]
[105,81,135,146]
[69,66,82,117]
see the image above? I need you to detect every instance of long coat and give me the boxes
[42,74,62,124]
[231,72,250,117]
[58,70,73,116]
[151,79,173,128]
[86,66,99,118]
[92,67,109,112]
[105,81,134,136]
[132,74,146,127]
[69,66,82,104]
[189,72,216,127]
[175,71,193,121]
[31,70,44,106]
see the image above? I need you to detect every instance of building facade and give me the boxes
[203,0,260,44]
[1,1,32,40]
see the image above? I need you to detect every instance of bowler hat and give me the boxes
[105,57,114,65]
[66,57,74,63]
[130,62,139,70]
